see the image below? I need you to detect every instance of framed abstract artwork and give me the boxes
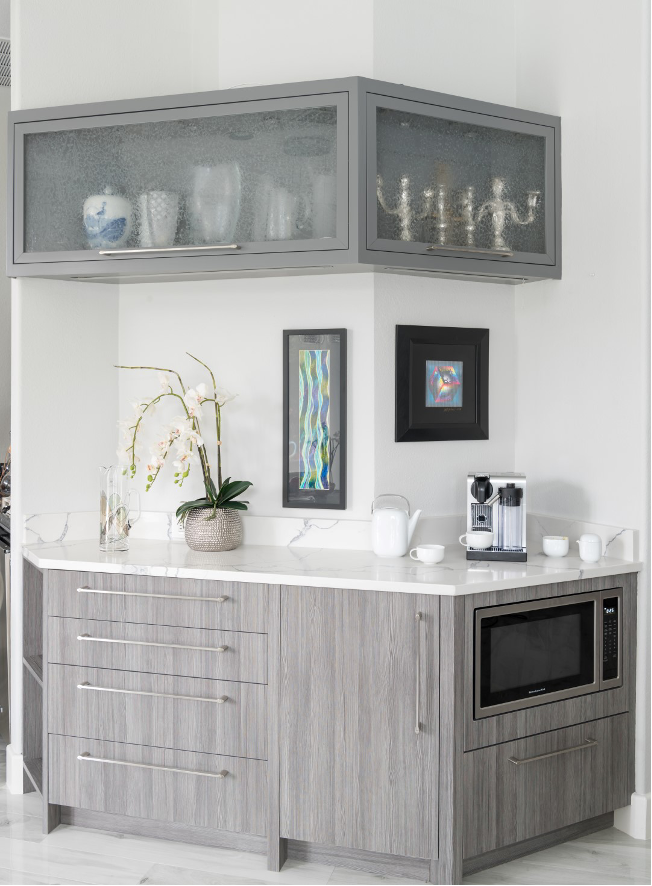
[283,329,347,509]
[395,325,489,441]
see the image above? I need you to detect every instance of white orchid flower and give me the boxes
[183,383,208,415]
[215,386,236,406]
[170,416,193,436]
[159,373,170,393]
[131,400,151,418]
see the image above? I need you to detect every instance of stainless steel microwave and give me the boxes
[474,589,622,719]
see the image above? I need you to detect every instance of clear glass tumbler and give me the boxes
[99,465,140,552]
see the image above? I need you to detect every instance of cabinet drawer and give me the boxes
[463,714,631,859]
[49,734,267,836]
[48,570,269,633]
[48,664,267,759]
[48,617,267,684]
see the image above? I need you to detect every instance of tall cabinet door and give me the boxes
[280,586,438,860]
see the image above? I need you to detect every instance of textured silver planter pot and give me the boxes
[184,507,243,552]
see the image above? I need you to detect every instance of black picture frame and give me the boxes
[395,325,489,442]
[283,329,347,509]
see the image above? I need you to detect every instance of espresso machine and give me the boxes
[466,472,527,561]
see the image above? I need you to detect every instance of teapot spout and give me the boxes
[407,509,422,544]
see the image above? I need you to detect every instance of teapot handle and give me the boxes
[371,494,410,515]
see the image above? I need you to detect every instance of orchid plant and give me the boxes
[116,353,252,524]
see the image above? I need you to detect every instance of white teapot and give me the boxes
[371,494,422,558]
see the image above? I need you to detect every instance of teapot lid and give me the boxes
[372,494,410,515]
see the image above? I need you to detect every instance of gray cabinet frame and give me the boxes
[8,77,560,284]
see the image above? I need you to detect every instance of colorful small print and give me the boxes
[426,360,463,408]
[299,348,330,490]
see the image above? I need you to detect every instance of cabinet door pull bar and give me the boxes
[98,244,240,255]
[77,586,229,604]
[77,752,228,778]
[426,243,514,257]
[415,611,422,734]
[77,633,228,653]
[509,738,598,766]
[77,681,228,704]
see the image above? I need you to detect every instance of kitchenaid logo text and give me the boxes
[528,687,546,694]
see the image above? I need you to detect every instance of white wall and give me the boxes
[512,0,651,806]
[374,0,516,105]
[374,274,516,514]
[217,0,374,88]
[118,275,374,519]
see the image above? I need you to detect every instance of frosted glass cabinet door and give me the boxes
[14,94,348,264]
[368,95,556,267]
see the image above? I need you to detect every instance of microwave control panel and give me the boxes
[603,597,619,681]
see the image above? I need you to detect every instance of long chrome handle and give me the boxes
[98,244,240,255]
[426,243,513,258]
[77,587,229,604]
[77,752,228,778]
[415,612,422,735]
[77,681,228,704]
[77,633,228,653]
[509,738,598,766]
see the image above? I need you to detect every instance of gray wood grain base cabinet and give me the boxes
[25,560,634,884]
[9,78,560,285]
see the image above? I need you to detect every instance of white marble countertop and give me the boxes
[22,538,642,596]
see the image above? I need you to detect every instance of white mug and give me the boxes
[409,544,445,564]
[459,530,494,550]
[577,533,602,563]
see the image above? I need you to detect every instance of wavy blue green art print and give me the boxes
[299,348,330,490]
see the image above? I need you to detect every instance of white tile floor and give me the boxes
[1,742,649,884]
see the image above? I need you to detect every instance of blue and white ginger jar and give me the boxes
[83,187,132,249]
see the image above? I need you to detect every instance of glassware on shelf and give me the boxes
[188,161,242,244]
[375,104,547,255]
[99,465,140,553]
[475,177,540,251]
[137,190,179,248]
[376,173,432,242]
[311,172,336,239]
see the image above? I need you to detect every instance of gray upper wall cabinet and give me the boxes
[7,78,561,285]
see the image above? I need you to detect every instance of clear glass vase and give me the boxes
[99,465,140,552]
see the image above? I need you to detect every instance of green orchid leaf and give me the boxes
[175,497,212,525]
[221,500,249,511]
[217,480,253,503]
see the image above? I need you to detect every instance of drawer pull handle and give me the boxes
[77,752,229,779]
[77,587,229,604]
[98,244,240,255]
[426,243,514,258]
[77,634,229,654]
[77,682,229,704]
[509,738,598,766]
[415,612,422,735]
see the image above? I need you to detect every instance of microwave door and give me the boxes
[474,593,600,719]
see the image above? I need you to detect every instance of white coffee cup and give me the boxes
[409,544,445,564]
[459,531,494,550]
[577,533,602,563]
[542,535,569,557]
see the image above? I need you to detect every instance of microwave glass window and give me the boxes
[479,600,595,712]
[489,613,581,694]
